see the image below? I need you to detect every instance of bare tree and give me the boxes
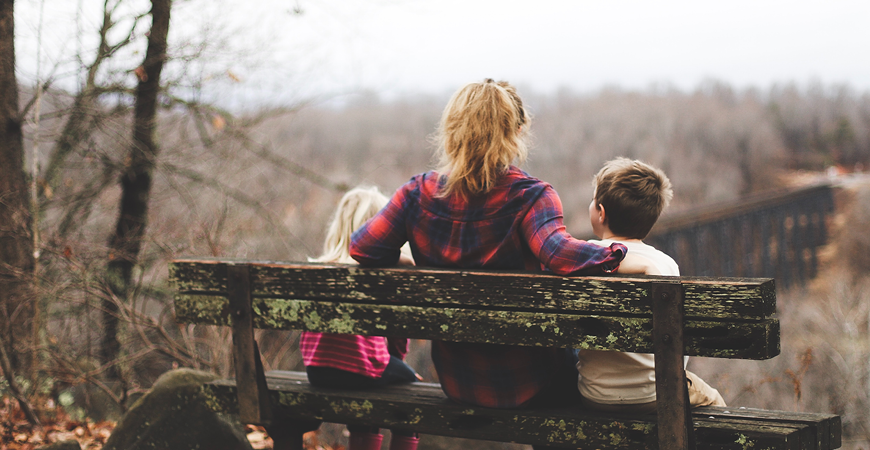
[102,0,172,380]
[0,0,35,378]
[42,1,145,201]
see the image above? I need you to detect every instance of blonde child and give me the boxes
[303,186,419,450]
[578,157,726,413]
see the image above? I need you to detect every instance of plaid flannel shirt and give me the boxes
[350,167,626,408]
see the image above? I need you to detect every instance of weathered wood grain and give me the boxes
[174,294,780,359]
[227,265,273,425]
[197,371,834,450]
[169,260,776,320]
[696,407,841,450]
[168,259,841,449]
[651,282,693,448]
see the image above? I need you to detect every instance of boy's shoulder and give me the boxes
[590,239,679,276]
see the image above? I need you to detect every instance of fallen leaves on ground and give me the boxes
[0,396,114,450]
[245,425,341,450]
[1,396,339,450]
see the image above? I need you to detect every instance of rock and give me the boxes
[38,440,82,450]
[102,368,253,450]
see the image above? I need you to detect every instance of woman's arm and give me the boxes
[349,183,411,267]
[521,187,626,275]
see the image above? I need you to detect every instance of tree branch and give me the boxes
[0,334,41,426]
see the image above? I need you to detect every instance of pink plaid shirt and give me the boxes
[301,332,408,378]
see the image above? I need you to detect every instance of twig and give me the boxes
[0,335,41,426]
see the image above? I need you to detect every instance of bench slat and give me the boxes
[199,371,832,450]
[170,260,776,320]
[696,407,841,450]
[175,294,780,359]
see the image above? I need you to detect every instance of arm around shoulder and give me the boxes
[521,187,626,275]
[349,184,412,267]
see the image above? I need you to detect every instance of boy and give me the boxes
[578,157,726,413]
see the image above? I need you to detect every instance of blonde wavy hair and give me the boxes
[309,186,389,264]
[436,79,530,198]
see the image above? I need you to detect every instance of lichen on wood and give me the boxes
[170,260,776,320]
[174,294,779,359]
[197,371,835,449]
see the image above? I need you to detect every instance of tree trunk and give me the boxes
[102,0,172,379]
[0,0,35,377]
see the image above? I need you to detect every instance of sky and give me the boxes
[15,0,870,105]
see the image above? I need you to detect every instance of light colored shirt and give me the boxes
[577,239,685,404]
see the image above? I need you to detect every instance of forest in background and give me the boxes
[15,78,870,446]
[3,2,870,448]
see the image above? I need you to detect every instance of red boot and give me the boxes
[348,432,383,450]
[389,434,419,450]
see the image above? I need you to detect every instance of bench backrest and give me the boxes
[170,258,779,360]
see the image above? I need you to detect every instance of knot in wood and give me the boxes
[662,334,672,344]
[661,292,670,301]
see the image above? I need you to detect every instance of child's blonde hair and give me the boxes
[310,186,389,264]
[592,158,673,240]
[436,79,530,198]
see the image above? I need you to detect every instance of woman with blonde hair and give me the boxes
[303,186,420,450]
[349,80,630,447]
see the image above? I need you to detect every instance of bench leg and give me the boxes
[652,281,697,450]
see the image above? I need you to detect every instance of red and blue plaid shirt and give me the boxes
[350,167,626,408]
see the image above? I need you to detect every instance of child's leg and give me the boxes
[686,370,726,407]
[388,430,419,450]
[347,425,383,450]
[372,356,420,450]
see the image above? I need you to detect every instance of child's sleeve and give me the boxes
[350,182,412,267]
[520,187,626,275]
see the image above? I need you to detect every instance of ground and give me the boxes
[0,397,333,450]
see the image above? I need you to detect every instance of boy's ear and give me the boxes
[597,204,607,225]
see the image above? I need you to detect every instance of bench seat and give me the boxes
[201,371,841,450]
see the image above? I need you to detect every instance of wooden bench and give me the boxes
[170,258,842,450]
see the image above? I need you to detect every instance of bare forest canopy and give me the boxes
[25,81,870,265]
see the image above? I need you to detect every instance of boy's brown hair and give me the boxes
[592,157,673,239]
